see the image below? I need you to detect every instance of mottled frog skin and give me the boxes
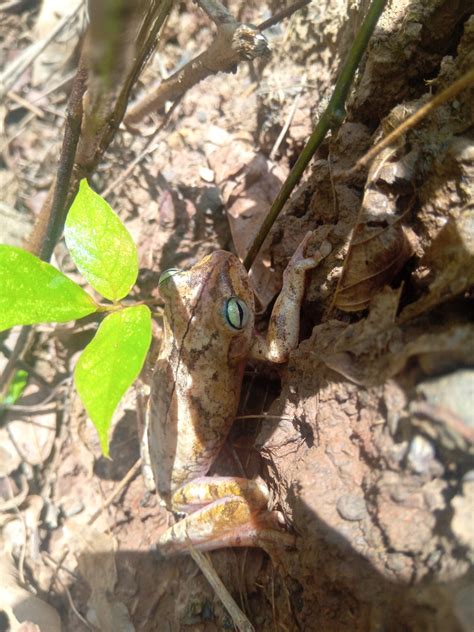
[146,234,329,554]
[148,250,255,505]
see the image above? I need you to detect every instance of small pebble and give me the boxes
[61,498,85,518]
[42,501,59,529]
[336,494,367,521]
[407,435,435,474]
[199,167,215,183]
[463,470,474,483]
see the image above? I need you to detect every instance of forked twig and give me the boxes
[0,1,174,392]
[124,0,310,125]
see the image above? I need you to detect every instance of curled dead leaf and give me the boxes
[0,552,60,632]
[315,284,474,388]
[334,205,414,312]
[334,140,416,312]
[400,204,474,322]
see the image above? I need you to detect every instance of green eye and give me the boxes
[225,297,249,330]
[159,268,181,286]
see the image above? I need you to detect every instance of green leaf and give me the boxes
[0,370,28,406]
[74,304,152,455]
[65,179,139,301]
[0,245,98,332]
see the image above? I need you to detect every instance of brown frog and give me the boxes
[146,233,329,554]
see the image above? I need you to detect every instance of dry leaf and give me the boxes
[400,205,474,322]
[0,552,61,632]
[314,280,474,386]
[209,142,288,308]
[334,147,415,312]
[32,0,85,87]
[5,383,57,467]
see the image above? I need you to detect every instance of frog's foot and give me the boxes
[156,476,295,555]
[286,231,332,276]
[250,232,331,364]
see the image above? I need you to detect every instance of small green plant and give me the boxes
[0,180,152,455]
[0,369,28,407]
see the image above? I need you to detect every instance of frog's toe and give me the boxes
[289,233,331,272]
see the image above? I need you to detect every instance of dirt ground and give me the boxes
[0,1,473,631]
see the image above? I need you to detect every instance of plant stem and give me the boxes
[0,1,173,394]
[243,0,389,270]
[39,63,87,260]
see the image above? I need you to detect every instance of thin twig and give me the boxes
[0,343,50,387]
[42,551,80,582]
[40,104,67,119]
[235,415,292,422]
[243,0,389,269]
[5,477,27,584]
[189,546,255,632]
[6,90,45,118]
[259,0,311,31]
[195,0,235,26]
[87,458,142,526]
[0,474,29,512]
[0,1,84,100]
[348,67,474,174]
[0,327,32,397]
[269,75,306,161]
[126,0,310,127]
[3,377,71,413]
[102,97,181,200]
[43,550,86,627]
[43,548,72,601]
[125,20,269,125]
[54,571,93,629]
[31,60,87,260]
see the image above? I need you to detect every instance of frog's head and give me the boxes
[159,251,255,358]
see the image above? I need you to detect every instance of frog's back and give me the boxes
[148,251,255,506]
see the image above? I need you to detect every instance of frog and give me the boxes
[146,232,329,555]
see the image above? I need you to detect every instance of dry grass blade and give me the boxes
[189,546,255,632]
[349,67,474,174]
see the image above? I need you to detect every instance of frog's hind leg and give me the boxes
[157,476,295,555]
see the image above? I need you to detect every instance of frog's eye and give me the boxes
[224,297,250,330]
[159,268,181,286]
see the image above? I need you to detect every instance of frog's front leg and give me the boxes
[157,477,295,555]
[251,232,331,363]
